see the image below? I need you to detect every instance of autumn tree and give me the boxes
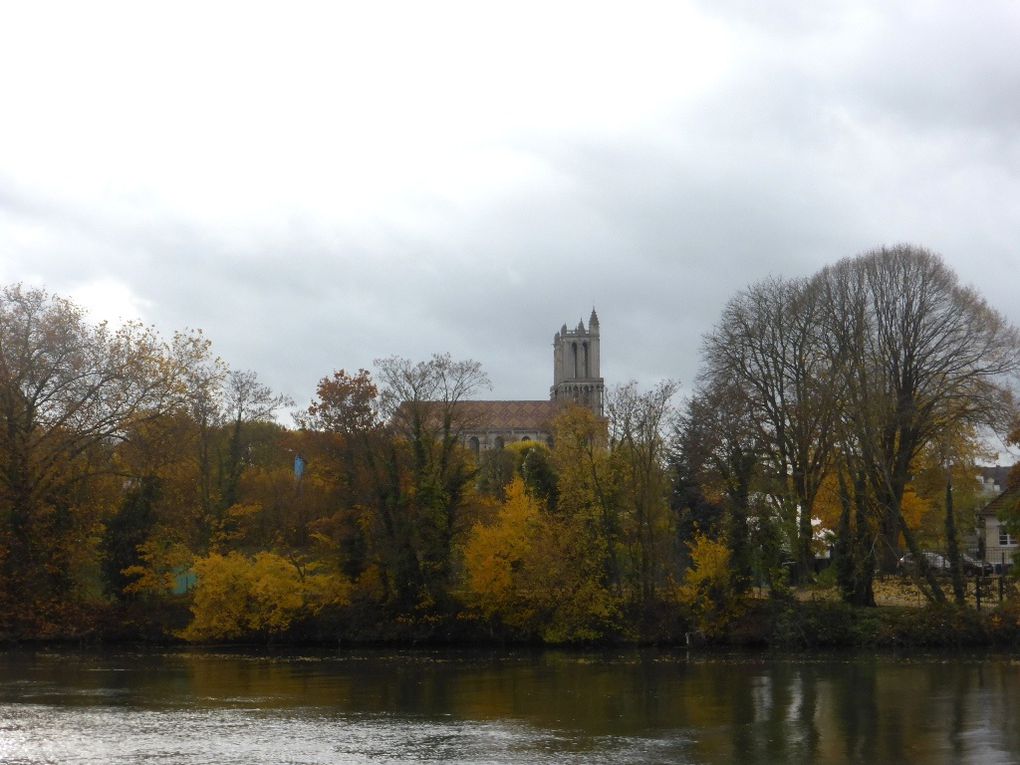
[455,404,629,640]
[674,532,745,639]
[179,550,350,642]
[464,475,621,642]
[552,405,621,592]
[462,477,545,632]
[0,284,189,634]
[294,369,381,578]
[104,331,223,600]
[298,368,379,436]
[220,369,293,513]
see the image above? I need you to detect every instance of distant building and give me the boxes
[461,309,605,455]
[975,467,1018,572]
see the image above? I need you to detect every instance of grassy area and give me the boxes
[793,574,1020,608]
[721,576,1020,650]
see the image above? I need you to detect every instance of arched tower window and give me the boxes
[571,342,578,379]
[583,341,589,378]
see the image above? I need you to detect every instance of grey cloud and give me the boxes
[3,3,1020,416]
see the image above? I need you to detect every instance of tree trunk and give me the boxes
[834,471,856,602]
[850,472,876,607]
[900,514,947,604]
[944,476,966,606]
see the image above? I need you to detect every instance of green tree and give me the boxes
[675,383,762,591]
[371,354,489,612]
[607,380,679,608]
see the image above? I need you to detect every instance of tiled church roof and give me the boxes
[455,400,558,431]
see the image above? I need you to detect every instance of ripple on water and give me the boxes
[0,704,694,765]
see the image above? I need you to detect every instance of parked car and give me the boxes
[960,554,994,576]
[898,551,993,576]
[898,551,950,574]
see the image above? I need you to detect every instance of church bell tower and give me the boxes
[551,308,604,417]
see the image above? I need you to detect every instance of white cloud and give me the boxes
[68,278,153,327]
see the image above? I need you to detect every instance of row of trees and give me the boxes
[1,244,1017,642]
[0,282,693,641]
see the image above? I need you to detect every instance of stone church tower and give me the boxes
[454,309,606,455]
[551,308,605,417]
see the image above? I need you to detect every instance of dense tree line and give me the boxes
[2,244,1019,644]
[0,284,686,642]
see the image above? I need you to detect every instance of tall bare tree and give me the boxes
[815,245,1019,599]
[702,276,837,581]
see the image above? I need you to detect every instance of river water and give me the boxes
[1,648,1018,764]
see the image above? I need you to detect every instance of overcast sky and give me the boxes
[2,1,1019,417]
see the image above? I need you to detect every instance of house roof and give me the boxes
[455,400,559,431]
[978,484,1020,517]
[979,465,1013,491]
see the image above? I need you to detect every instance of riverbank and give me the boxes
[721,597,1020,650]
[6,589,1020,651]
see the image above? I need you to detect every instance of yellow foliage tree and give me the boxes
[899,488,931,534]
[179,551,350,641]
[674,533,744,639]
[180,552,253,641]
[463,478,543,626]
[462,477,621,642]
[122,537,195,597]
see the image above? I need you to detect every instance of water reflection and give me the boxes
[0,649,1018,763]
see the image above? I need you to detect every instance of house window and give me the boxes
[999,530,1017,547]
